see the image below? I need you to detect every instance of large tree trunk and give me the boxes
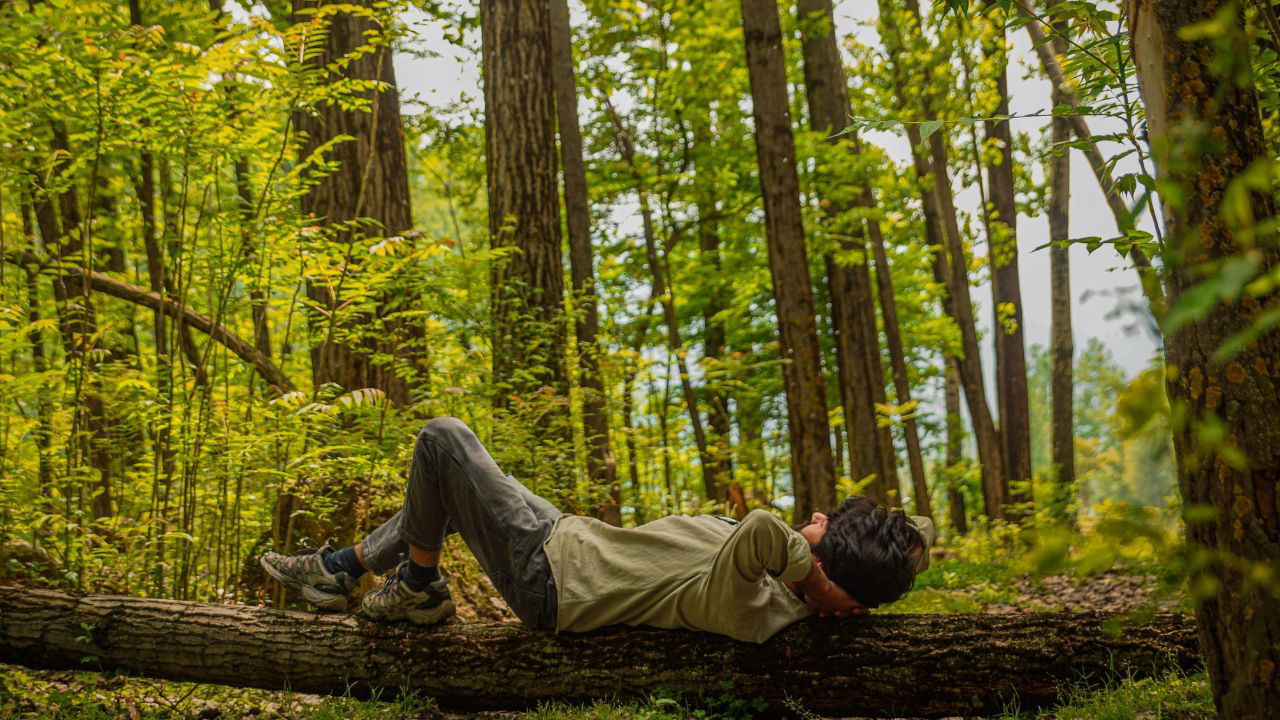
[1046,12,1076,523]
[1129,0,1280,715]
[797,0,901,507]
[980,3,1033,518]
[0,588,1199,717]
[549,0,617,525]
[481,0,568,408]
[293,0,416,406]
[879,0,1007,518]
[740,0,837,520]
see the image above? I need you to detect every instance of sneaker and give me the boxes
[259,545,356,611]
[360,562,455,625]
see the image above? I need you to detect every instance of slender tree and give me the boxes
[880,0,1007,517]
[1129,0,1280,714]
[944,357,968,534]
[691,111,735,502]
[603,100,718,502]
[1045,9,1075,519]
[796,0,901,507]
[978,3,1032,516]
[740,0,836,519]
[1018,7,1163,310]
[865,189,932,520]
[549,0,618,524]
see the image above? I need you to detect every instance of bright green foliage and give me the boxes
[1026,339,1177,513]
[0,0,1198,622]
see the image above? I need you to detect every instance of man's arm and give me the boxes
[713,509,814,584]
[790,558,866,616]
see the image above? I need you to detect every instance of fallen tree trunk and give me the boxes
[0,587,1198,717]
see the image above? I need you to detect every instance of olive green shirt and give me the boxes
[542,509,814,643]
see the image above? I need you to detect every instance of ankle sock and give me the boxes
[400,560,441,592]
[322,545,366,580]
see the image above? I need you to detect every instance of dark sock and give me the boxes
[400,560,441,592]
[321,545,366,580]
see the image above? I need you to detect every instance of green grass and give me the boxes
[1001,672,1213,719]
[0,664,434,720]
[1,662,1213,720]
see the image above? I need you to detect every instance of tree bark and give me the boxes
[549,0,617,525]
[1129,0,1280,715]
[293,0,416,406]
[945,356,968,534]
[481,0,567,407]
[1046,11,1076,522]
[692,112,734,503]
[980,2,1033,518]
[796,0,901,507]
[740,0,837,520]
[865,191,932,520]
[0,588,1200,717]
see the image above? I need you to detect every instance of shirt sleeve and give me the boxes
[712,509,814,584]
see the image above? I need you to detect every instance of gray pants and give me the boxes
[359,417,561,630]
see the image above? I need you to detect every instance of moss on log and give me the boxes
[0,587,1198,717]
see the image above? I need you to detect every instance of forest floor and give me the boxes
[0,557,1208,720]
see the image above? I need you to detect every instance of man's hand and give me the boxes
[792,557,866,618]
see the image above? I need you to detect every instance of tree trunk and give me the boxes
[481,0,567,407]
[550,0,617,525]
[1046,13,1075,522]
[692,113,734,503]
[881,0,1007,518]
[740,0,837,520]
[622,295,658,524]
[32,126,114,525]
[980,2,1032,518]
[866,192,932,520]
[0,588,1200,717]
[602,104,718,503]
[945,356,968,534]
[1129,0,1280,715]
[19,200,55,505]
[796,0,900,507]
[294,0,416,406]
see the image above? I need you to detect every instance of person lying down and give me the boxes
[261,417,934,643]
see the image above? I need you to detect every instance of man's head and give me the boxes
[798,496,931,609]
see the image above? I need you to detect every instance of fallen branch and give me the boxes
[0,587,1199,717]
[64,269,295,392]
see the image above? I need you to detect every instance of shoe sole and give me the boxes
[363,597,456,625]
[259,555,348,612]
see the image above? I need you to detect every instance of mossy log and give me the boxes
[0,587,1198,717]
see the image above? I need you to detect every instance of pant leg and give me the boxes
[357,509,409,575]
[395,417,561,629]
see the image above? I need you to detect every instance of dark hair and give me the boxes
[812,496,923,608]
